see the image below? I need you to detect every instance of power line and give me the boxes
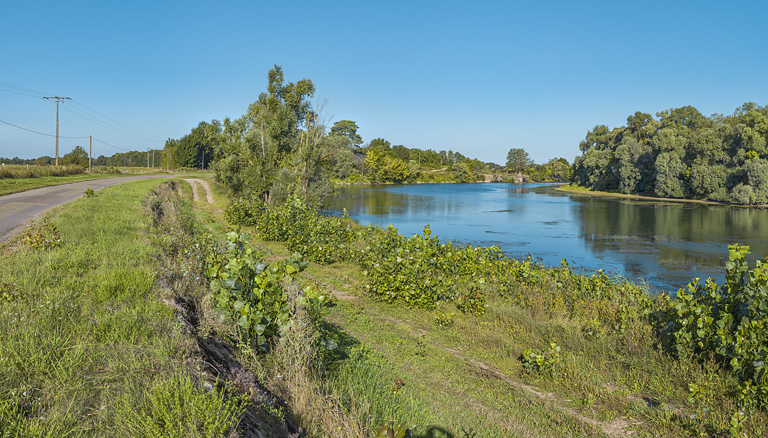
[69,100,163,141]
[1,80,164,142]
[0,118,88,139]
[91,137,134,152]
[0,81,50,98]
[60,103,153,141]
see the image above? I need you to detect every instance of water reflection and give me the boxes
[329,183,768,292]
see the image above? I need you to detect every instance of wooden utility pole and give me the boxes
[89,135,92,172]
[43,96,71,166]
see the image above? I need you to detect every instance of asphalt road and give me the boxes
[0,175,173,245]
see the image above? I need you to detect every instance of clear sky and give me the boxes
[2,0,767,165]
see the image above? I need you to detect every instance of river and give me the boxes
[328,183,768,293]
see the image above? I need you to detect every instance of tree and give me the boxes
[213,65,330,206]
[61,146,88,167]
[654,151,686,198]
[173,121,221,169]
[505,148,533,173]
[329,120,362,149]
[452,162,469,183]
[579,125,612,152]
[543,157,572,182]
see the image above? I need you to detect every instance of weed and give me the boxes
[21,219,61,249]
[521,342,563,378]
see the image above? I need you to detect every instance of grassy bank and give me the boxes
[0,179,252,437]
[555,184,768,208]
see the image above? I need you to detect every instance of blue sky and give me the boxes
[1,0,766,164]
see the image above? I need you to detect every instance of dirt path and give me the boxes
[183,178,214,204]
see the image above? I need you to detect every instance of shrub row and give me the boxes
[225,197,653,321]
[225,196,768,410]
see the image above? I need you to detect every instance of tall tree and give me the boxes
[329,120,362,149]
[505,148,533,173]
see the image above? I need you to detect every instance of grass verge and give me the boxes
[0,179,247,437]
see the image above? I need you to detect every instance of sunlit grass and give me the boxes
[0,179,244,437]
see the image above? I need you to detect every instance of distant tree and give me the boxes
[654,151,686,198]
[61,146,88,167]
[543,157,572,182]
[452,162,469,183]
[505,148,533,173]
[329,120,362,149]
[35,156,52,166]
[368,138,391,150]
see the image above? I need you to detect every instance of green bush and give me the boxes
[521,342,563,378]
[206,230,310,348]
[662,244,768,410]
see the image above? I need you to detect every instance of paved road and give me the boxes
[0,175,174,244]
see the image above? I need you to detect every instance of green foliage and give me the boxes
[662,244,768,410]
[433,307,455,329]
[330,119,363,148]
[505,148,534,173]
[521,342,563,378]
[371,422,410,438]
[21,219,61,249]
[573,103,768,203]
[117,374,247,438]
[60,146,89,167]
[83,187,95,198]
[206,230,312,348]
[361,225,459,308]
[456,283,487,315]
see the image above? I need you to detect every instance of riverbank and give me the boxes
[555,184,768,208]
[4,179,766,436]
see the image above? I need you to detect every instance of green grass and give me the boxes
[0,179,246,437]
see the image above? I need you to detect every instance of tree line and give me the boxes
[166,65,564,208]
[1,147,165,168]
[572,103,768,204]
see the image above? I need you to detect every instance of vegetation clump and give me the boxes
[661,244,768,410]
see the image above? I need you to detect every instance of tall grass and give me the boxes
[0,179,244,437]
[0,164,85,179]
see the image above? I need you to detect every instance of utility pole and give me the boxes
[89,135,92,172]
[147,148,150,168]
[43,96,71,166]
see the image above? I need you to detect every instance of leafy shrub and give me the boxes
[360,225,460,308]
[22,219,61,249]
[83,188,95,198]
[206,230,313,349]
[456,283,487,315]
[433,307,455,329]
[661,244,768,410]
[521,342,563,378]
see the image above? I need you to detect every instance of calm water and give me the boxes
[329,183,768,293]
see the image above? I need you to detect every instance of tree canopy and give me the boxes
[505,148,534,173]
[572,103,768,204]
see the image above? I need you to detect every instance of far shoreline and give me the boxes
[554,185,768,209]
